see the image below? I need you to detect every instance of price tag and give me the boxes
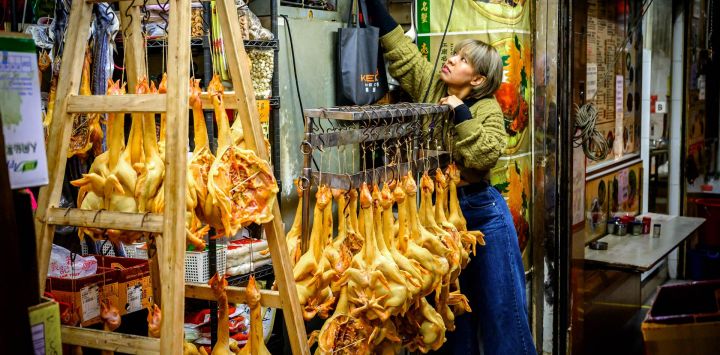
[127,284,143,313]
[256,100,270,123]
[80,285,100,322]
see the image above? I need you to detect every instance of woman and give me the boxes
[366,2,536,355]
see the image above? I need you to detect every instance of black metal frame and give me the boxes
[555,0,572,353]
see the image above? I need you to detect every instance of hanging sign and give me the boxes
[0,33,48,189]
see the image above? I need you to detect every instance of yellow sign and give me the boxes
[28,298,62,354]
[257,99,270,123]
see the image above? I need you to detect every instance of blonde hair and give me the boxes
[455,39,504,99]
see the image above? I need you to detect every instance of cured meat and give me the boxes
[205,75,278,237]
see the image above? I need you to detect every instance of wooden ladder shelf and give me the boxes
[33,0,308,354]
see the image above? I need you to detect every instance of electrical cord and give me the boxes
[573,103,610,161]
[279,14,304,119]
[421,0,456,103]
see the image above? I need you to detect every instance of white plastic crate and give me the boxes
[80,240,89,255]
[80,240,120,256]
[125,243,148,259]
[185,245,227,284]
[98,241,118,256]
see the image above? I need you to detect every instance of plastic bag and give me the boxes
[48,244,97,279]
[248,49,274,98]
[236,0,274,40]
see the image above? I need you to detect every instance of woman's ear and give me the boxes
[471,75,485,87]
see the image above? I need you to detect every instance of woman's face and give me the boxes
[439,49,484,89]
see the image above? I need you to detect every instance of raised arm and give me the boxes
[365,0,438,102]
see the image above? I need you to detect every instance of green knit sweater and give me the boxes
[380,26,507,180]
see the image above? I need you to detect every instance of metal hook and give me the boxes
[298,176,311,191]
[140,211,151,228]
[93,209,104,223]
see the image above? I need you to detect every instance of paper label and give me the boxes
[586,63,598,100]
[615,76,624,156]
[31,323,44,354]
[126,284,143,313]
[256,99,270,123]
[0,34,49,189]
[80,285,100,322]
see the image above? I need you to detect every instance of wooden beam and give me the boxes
[184,284,283,309]
[199,91,240,110]
[61,326,160,354]
[160,0,191,353]
[216,0,309,354]
[34,0,94,296]
[44,208,164,233]
[66,94,167,113]
[119,0,148,92]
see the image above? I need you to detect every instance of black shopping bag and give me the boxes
[337,0,388,105]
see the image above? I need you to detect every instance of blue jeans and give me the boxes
[441,183,535,355]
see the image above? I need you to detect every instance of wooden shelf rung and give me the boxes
[199,91,239,110]
[45,208,164,233]
[66,94,167,113]
[184,283,283,309]
[61,326,160,354]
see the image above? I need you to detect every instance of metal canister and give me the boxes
[616,222,628,236]
[607,220,617,235]
[653,224,661,238]
[642,217,652,234]
[631,221,643,235]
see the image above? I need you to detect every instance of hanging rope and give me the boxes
[573,103,610,161]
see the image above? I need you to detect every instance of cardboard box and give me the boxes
[28,297,62,355]
[46,267,119,327]
[642,280,720,355]
[92,255,153,315]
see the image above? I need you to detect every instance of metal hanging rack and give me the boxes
[298,102,453,252]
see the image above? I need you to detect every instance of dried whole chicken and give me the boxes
[378,183,424,304]
[71,80,140,242]
[325,189,355,289]
[395,298,446,353]
[285,179,304,266]
[447,163,486,252]
[205,75,278,236]
[404,173,451,265]
[394,181,446,297]
[100,300,121,332]
[433,169,469,269]
[367,184,411,312]
[345,183,405,322]
[38,50,51,90]
[293,185,336,320]
[68,49,103,159]
[209,273,231,355]
[154,78,212,250]
[312,287,371,355]
[147,304,162,338]
[43,67,58,129]
[236,276,271,355]
[134,79,165,213]
[184,342,208,355]
[419,172,461,275]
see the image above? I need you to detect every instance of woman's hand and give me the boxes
[439,95,463,109]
